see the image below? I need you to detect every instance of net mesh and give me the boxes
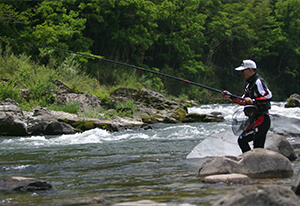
[232,107,252,136]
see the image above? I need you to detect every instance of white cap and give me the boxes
[235,59,257,71]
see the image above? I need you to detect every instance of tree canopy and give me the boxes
[1,0,299,101]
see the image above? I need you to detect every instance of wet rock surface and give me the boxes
[0,176,52,191]
[213,184,299,206]
[198,148,293,178]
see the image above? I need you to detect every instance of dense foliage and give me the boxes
[1,0,299,101]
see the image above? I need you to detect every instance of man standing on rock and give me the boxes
[222,59,272,153]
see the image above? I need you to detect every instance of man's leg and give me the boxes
[238,129,255,153]
[253,114,270,148]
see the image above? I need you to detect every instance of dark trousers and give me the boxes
[238,114,271,153]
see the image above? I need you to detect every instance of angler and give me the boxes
[222,59,272,153]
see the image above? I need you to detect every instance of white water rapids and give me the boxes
[0,102,299,205]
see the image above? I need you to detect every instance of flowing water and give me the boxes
[0,102,299,205]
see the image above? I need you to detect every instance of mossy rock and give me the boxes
[174,106,187,122]
[140,115,158,124]
[285,94,300,108]
[182,113,224,123]
[59,119,118,132]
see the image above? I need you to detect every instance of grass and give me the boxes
[0,45,140,119]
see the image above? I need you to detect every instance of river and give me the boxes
[0,102,299,205]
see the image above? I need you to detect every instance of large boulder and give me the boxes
[110,88,225,124]
[186,130,241,158]
[0,176,52,191]
[198,148,293,178]
[54,80,102,109]
[44,121,76,135]
[213,184,299,206]
[0,99,28,136]
[0,99,150,135]
[56,93,102,109]
[27,107,77,135]
[265,132,297,161]
[110,88,188,123]
[270,114,300,137]
[186,130,296,160]
[285,93,300,108]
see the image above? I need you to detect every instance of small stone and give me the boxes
[203,173,252,184]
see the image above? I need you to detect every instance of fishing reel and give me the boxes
[243,105,258,117]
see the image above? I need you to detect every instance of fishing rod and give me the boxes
[0,37,244,100]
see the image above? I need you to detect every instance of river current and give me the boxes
[0,102,299,205]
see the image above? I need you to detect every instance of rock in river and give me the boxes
[0,176,52,191]
[198,148,293,178]
[213,184,299,206]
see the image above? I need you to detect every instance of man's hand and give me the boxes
[222,90,231,99]
[244,97,253,105]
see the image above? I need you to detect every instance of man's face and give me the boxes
[241,68,253,80]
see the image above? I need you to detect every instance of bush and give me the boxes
[49,101,81,114]
[0,82,22,102]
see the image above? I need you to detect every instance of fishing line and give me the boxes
[0,37,243,100]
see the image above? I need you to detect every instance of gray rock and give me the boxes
[187,130,296,160]
[44,121,75,135]
[213,184,299,206]
[110,88,189,123]
[285,93,300,108]
[114,200,195,206]
[0,176,52,191]
[203,173,252,184]
[19,88,32,101]
[291,170,300,195]
[0,99,28,136]
[182,113,224,123]
[27,121,50,135]
[71,197,105,205]
[26,107,77,135]
[265,132,297,161]
[198,148,293,178]
[54,80,102,109]
[270,114,300,137]
[56,93,102,109]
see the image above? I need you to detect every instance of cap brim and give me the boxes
[235,66,247,71]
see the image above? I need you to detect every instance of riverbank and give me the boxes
[0,85,226,136]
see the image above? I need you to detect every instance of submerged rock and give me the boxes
[203,173,252,184]
[0,176,52,191]
[213,184,299,206]
[113,200,195,206]
[198,148,293,178]
[71,197,105,205]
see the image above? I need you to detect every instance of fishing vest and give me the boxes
[242,73,272,114]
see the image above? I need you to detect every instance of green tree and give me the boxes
[146,0,208,96]
[28,0,91,52]
[270,0,300,98]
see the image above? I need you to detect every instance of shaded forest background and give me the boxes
[0,0,299,103]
